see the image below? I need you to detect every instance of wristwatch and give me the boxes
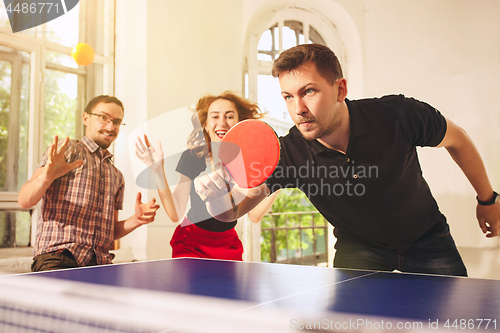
[476,191,498,206]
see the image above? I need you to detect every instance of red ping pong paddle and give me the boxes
[218,119,280,189]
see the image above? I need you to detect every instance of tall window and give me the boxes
[249,20,326,130]
[257,21,325,62]
[0,45,30,246]
[0,0,115,248]
[243,8,344,265]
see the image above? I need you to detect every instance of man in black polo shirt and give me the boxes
[198,44,500,276]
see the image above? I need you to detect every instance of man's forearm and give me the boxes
[439,119,494,200]
[18,169,53,209]
[114,216,140,239]
[445,134,494,200]
[114,194,159,239]
[439,118,500,237]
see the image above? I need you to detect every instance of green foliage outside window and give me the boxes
[261,188,327,263]
[0,60,12,192]
[0,47,78,247]
[43,53,77,149]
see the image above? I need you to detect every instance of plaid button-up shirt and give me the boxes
[33,136,125,266]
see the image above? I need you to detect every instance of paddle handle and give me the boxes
[221,168,238,212]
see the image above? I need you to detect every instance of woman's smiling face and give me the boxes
[204,98,240,142]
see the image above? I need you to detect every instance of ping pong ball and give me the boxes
[71,43,95,66]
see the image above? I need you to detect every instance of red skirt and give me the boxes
[170,218,243,261]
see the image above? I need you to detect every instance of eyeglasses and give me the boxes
[89,113,126,128]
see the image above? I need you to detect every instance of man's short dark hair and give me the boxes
[84,95,124,114]
[271,44,343,85]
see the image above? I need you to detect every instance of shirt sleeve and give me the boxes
[175,149,206,180]
[401,96,447,147]
[115,172,125,211]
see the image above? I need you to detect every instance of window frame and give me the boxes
[245,7,347,104]
[0,0,115,249]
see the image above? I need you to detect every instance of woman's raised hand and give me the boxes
[135,134,164,173]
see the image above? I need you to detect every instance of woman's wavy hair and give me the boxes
[187,91,263,158]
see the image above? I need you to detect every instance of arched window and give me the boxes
[253,20,327,126]
[257,21,325,62]
[244,6,356,135]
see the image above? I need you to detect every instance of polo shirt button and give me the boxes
[353,174,358,179]
[347,158,350,162]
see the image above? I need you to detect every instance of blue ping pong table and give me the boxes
[1,257,499,332]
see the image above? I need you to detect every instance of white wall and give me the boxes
[361,0,500,247]
[360,0,500,278]
[114,0,500,278]
[114,0,247,261]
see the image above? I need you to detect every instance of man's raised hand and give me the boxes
[44,136,84,181]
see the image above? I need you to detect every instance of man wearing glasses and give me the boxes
[18,95,160,271]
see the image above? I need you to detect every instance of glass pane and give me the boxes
[261,215,272,229]
[19,62,30,190]
[47,50,78,69]
[316,232,326,253]
[260,229,271,262]
[45,3,80,47]
[301,229,313,255]
[44,69,78,148]
[314,213,326,226]
[92,63,104,94]
[257,53,272,62]
[274,214,285,228]
[0,60,12,191]
[0,211,31,247]
[309,25,326,45]
[257,29,272,51]
[89,0,104,55]
[288,229,300,254]
[277,188,314,213]
[257,75,291,123]
[282,26,297,50]
[0,49,31,192]
[301,214,313,228]
[275,229,287,261]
